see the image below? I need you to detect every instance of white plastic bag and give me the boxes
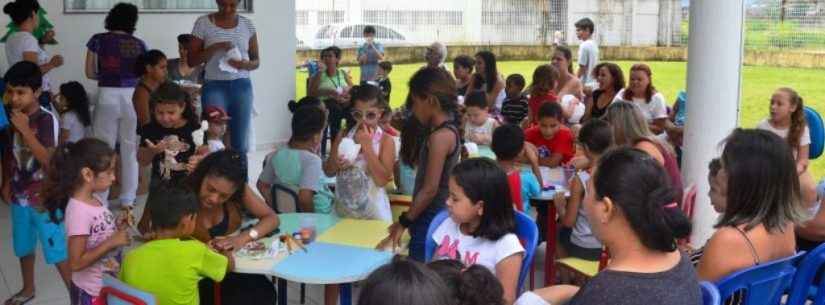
[561,95,586,124]
[337,138,361,164]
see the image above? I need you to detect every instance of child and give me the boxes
[431,158,524,304]
[1,61,71,305]
[204,106,228,153]
[500,73,529,126]
[528,64,560,125]
[357,25,385,83]
[376,61,393,102]
[56,81,92,144]
[757,87,818,206]
[121,185,231,305]
[324,84,395,221]
[554,119,611,261]
[525,102,575,167]
[428,260,505,305]
[258,105,331,213]
[395,111,423,196]
[44,138,130,305]
[492,124,541,213]
[463,90,499,146]
[453,55,475,97]
[575,17,599,91]
[359,257,452,305]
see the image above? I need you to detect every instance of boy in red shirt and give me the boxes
[525,102,575,167]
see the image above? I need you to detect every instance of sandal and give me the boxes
[4,293,34,305]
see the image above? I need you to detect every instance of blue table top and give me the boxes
[271,242,392,284]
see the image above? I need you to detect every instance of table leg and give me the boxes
[277,278,287,305]
[340,283,352,305]
[545,204,557,287]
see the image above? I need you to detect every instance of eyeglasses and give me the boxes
[351,109,381,121]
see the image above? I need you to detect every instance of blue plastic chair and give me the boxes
[424,209,539,292]
[715,251,806,305]
[101,275,156,305]
[805,106,824,160]
[700,281,721,305]
[787,243,825,305]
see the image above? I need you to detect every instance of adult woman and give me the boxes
[466,51,506,113]
[4,0,63,108]
[425,42,448,70]
[612,64,668,134]
[309,46,353,142]
[605,101,683,202]
[551,46,583,99]
[696,129,804,283]
[85,2,147,208]
[187,150,279,305]
[132,50,168,127]
[168,34,205,85]
[188,0,260,157]
[584,63,624,121]
[519,148,700,305]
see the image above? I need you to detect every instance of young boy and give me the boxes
[376,61,393,102]
[120,185,231,305]
[575,17,599,92]
[525,102,575,167]
[492,124,541,212]
[463,90,498,146]
[357,25,385,83]
[500,74,529,126]
[453,55,475,96]
[1,61,71,304]
[257,106,332,213]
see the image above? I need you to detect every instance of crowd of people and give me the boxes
[0,1,822,305]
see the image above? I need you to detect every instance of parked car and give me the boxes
[306,23,409,49]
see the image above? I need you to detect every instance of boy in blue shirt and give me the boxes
[492,124,541,212]
[357,25,385,83]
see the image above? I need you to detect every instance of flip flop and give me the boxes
[4,293,34,305]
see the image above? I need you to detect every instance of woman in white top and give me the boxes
[3,0,63,109]
[467,51,506,114]
[612,63,668,134]
[188,0,260,158]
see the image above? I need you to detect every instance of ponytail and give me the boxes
[44,138,116,223]
[778,87,807,150]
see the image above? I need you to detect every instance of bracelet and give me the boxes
[398,212,413,228]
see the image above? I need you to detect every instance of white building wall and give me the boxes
[0,0,296,148]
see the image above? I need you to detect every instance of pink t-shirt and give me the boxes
[65,196,121,296]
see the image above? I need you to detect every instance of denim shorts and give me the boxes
[11,204,67,264]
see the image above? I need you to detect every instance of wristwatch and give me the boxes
[248,228,260,240]
[398,212,413,228]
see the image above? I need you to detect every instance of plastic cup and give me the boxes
[300,215,317,243]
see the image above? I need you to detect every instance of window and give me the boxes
[64,0,253,13]
[316,25,336,39]
[296,10,309,26]
[340,26,354,39]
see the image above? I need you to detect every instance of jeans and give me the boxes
[202,78,253,156]
[408,207,442,262]
[93,87,138,206]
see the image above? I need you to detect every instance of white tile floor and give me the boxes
[0,149,548,305]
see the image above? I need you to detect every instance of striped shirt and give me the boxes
[192,14,257,81]
[501,95,529,125]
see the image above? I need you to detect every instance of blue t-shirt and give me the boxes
[358,41,384,82]
[519,168,541,213]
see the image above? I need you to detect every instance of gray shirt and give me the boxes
[166,58,204,84]
[578,39,599,86]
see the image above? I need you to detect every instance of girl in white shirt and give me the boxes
[56,82,92,144]
[613,63,667,134]
[433,158,525,305]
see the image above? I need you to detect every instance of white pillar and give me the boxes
[684,0,745,246]
[464,0,483,44]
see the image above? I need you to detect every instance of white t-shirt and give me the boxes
[757,118,811,147]
[60,111,91,143]
[613,89,668,123]
[192,15,257,81]
[578,39,599,86]
[432,217,524,273]
[5,31,51,92]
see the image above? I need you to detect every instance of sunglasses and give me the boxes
[351,109,381,121]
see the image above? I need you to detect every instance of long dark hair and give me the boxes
[186,149,248,204]
[593,62,625,92]
[105,2,139,34]
[406,67,459,122]
[44,138,116,223]
[451,158,516,240]
[399,111,424,167]
[593,148,691,252]
[3,0,37,25]
[475,51,498,94]
[150,82,201,129]
[135,49,167,77]
[776,87,807,150]
[60,81,92,127]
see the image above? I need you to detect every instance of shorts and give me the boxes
[11,204,68,264]
[558,226,602,261]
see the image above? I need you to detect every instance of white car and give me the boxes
[307,23,409,50]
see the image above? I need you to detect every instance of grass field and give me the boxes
[296,61,825,179]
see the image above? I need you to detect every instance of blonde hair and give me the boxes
[605,101,673,154]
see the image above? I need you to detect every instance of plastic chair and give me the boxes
[715,251,806,305]
[805,106,824,160]
[101,275,156,305]
[700,281,722,305]
[787,243,825,305]
[424,209,539,292]
[680,184,698,244]
[270,183,300,213]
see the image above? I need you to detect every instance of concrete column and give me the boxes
[684,0,745,246]
[464,0,483,44]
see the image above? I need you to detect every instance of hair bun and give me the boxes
[3,2,17,15]
[287,100,298,113]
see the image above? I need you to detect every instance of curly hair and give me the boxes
[105,2,139,34]
[186,149,248,204]
[777,87,807,150]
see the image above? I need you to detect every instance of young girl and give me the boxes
[463,90,499,146]
[757,87,818,206]
[467,51,506,113]
[44,138,131,305]
[612,63,668,134]
[132,50,168,127]
[396,111,424,196]
[554,119,612,261]
[528,64,559,125]
[57,81,92,144]
[324,84,395,221]
[432,158,524,305]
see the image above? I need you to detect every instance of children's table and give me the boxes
[234,213,393,305]
[528,166,571,287]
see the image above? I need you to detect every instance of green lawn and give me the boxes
[296,61,825,179]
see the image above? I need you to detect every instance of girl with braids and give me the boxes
[757,87,819,206]
[44,138,131,305]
